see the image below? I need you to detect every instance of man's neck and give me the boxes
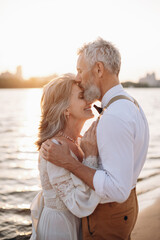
[99,75,119,100]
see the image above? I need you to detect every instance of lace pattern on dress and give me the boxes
[38,150,98,211]
[82,156,98,169]
[50,172,71,185]
[38,158,52,190]
[44,178,75,210]
[44,196,68,211]
[54,178,75,201]
[39,158,68,210]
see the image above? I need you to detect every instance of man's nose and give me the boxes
[75,74,81,83]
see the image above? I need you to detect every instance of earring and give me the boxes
[64,109,70,121]
[64,112,70,121]
[66,113,70,120]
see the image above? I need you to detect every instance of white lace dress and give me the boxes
[30,139,100,240]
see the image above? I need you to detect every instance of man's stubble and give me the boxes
[83,76,101,102]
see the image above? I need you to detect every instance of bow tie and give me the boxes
[93,104,103,114]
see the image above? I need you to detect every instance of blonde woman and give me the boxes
[30,73,101,240]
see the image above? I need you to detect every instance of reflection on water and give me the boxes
[0,88,160,239]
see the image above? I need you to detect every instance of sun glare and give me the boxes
[0,0,160,81]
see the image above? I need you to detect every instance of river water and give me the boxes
[0,88,160,239]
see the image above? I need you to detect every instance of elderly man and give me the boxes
[41,38,149,240]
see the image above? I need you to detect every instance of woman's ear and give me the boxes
[64,109,70,120]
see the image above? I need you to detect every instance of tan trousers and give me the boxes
[82,188,138,240]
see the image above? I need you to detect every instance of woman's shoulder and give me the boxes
[45,137,70,181]
[51,137,80,161]
[50,137,61,145]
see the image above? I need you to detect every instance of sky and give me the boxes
[0,0,160,82]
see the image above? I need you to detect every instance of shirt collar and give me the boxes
[101,84,125,108]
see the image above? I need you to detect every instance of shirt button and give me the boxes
[124,216,128,221]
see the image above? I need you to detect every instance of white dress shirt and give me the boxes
[93,84,149,203]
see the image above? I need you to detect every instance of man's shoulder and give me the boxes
[98,101,136,129]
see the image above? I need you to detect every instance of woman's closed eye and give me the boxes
[78,92,84,99]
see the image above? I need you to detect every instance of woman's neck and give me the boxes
[63,120,84,141]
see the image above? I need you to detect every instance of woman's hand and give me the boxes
[80,120,98,158]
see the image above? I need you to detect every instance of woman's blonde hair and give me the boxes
[35,73,75,150]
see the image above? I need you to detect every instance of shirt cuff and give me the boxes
[93,170,107,198]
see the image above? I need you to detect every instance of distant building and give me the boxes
[0,71,15,79]
[139,72,160,87]
[15,65,23,80]
[0,66,23,80]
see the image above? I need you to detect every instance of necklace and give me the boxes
[59,131,78,146]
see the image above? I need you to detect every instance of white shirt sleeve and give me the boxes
[93,113,134,203]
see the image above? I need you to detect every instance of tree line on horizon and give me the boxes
[0,75,154,88]
[0,74,58,88]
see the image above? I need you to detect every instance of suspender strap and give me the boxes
[97,95,139,119]
[100,95,139,118]
[104,95,139,110]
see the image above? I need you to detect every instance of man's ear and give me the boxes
[94,62,104,78]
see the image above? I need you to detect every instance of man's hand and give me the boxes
[80,120,98,158]
[40,137,96,190]
[40,139,75,169]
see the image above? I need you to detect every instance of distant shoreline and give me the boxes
[0,84,160,88]
[0,73,159,88]
[0,80,160,89]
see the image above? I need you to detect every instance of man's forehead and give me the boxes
[77,54,86,68]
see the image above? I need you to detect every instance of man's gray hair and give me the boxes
[77,37,121,75]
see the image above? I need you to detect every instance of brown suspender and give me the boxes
[105,95,139,109]
[99,95,139,119]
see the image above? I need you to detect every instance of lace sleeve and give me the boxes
[49,172,100,218]
[46,140,100,218]
[55,178,75,201]
[82,156,98,169]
